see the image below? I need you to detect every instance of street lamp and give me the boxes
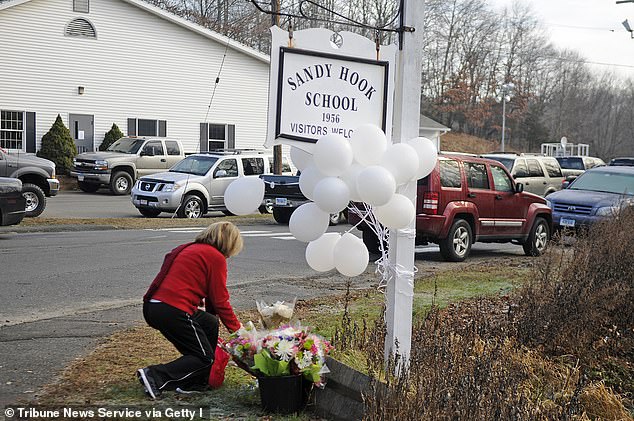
[496,82,515,153]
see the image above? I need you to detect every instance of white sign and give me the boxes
[275,48,389,143]
[78,130,85,140]
[266,27,397,152]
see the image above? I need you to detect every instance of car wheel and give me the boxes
[78,181,100,193]
[328,211,347,226]
[177,195,204,218]
[22,183,46,217]
[272,207,293,224]
[138,208,161,218]
[523,217,550,256]
[109,171,133,195]
[439,219,472,262]
[259,200,274,214]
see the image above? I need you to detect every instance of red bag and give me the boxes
[209,339,231,388]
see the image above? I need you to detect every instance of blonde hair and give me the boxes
[195,221,243,257]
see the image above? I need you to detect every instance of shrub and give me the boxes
[514,209,634,362]
[99,123,124,151]
[37,114,76,175]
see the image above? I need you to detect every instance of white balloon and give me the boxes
[349,124,388,166]
[407,137,438,180]
[298,164,325,200]
[333,233,369,277]
[305,232,341,272]
[381,143,420,185]
[223,177,265,215]
[339,162,364,202]
[313,134,353,176]
[290,146,313,171]
[373,194,416,229]
[313,177,350,213]
[356,165,396,206]
[289,202,330,242]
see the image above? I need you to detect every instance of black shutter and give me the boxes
[158,120,167,137]
[227,124,235,149]
[25,112,36,153]
[199,123,208,152]
[127,118,136,136]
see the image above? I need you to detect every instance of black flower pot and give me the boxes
[258,374,304,414]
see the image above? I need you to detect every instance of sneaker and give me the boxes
[136,368,161,400]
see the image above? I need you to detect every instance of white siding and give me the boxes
[0,0,270,153]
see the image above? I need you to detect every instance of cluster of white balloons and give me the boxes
[222,123,438,277]
[291,124,438,277]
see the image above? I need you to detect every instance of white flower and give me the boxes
[275,339,295,361]
[296,351,314,369]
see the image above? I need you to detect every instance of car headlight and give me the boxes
[162,182,182,192]
[595,206,619,217]
[72,158,77,165]
[94,160,108,171]
[546,199,552,209]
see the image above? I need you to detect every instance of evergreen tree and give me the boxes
[99,123,124,151]
[37,114,76,175]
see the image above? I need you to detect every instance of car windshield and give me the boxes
[570,171,634,195]
[169,156,218,176]
[556,157,584,170]
[107,138,145,154]
[482,156,515,171]
[610,158,634,167]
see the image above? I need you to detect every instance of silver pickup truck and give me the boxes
[0,148,59,217]
[70,137,185,195]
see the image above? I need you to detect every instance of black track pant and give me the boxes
[142,301,218,391]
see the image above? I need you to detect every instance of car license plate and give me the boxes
[140,199,148,206]
[77,174,84,181]
[275,198,288,206]
[560,218,576,227]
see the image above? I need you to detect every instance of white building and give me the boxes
[0,0,270,154]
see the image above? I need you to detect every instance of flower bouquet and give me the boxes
[256,298,296,329]
[224,322,333,387]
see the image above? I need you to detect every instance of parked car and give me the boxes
[260,174,347,225]
[481,153,564,197]
[608,157,634,167]
[555,156,605,178]
[547,166,634,230]
[352,155,552,262]
[0,147,59,217]
[70,137,186,195]
[131,150,275,218]
[0,177,26,226]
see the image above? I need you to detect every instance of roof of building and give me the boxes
[0,0,270,64]
[419,115,450,132]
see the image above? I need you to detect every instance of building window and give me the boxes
[0,110,24,150]
[208,124,227,150]
[128,118,167,137]
[73,0,89,13]
[65,18,96,38]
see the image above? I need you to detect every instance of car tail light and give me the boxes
[422,192,439,215]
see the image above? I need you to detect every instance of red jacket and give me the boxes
[145,242,241,332]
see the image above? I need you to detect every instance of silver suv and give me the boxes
[131,150,273,218]
[481,154,564,197]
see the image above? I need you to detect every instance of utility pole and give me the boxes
[385,0,424,367]
[272,0,283,174]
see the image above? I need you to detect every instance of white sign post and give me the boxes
[266,27,397,153]
[385,0,424,367]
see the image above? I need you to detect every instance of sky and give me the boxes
[489,0,634,79]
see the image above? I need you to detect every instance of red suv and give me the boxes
[355,154,552,261]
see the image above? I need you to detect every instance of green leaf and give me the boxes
[302,364,322,383]
[252,350,290,376]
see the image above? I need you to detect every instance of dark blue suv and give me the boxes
[546,166,634,229]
